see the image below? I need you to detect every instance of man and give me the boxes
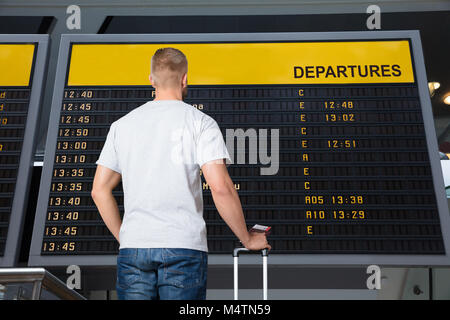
[91,47,270,300]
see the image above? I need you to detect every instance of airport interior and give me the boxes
[0,0,449,301]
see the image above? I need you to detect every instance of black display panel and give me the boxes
[0,16,54,34]
[0,88,31,257]
[0,35,49,266]
[29,32,450,266]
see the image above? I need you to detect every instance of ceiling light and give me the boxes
[444,94,450,105]
[428,82,440,97]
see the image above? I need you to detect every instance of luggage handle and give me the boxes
[233,247,269,300]
[233,247,269,257]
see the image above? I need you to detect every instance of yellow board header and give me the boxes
[0,44,35,87]
[67,41,414,86]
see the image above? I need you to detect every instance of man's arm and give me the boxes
[201,159,271,251]
[91,165,122,242]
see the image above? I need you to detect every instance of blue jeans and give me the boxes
[116,248,208,300]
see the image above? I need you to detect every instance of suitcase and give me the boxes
[232,247,269,300]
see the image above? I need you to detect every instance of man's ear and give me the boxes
[181,73,187,87]
[149,74,156,87]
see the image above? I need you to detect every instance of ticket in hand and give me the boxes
[249,224,271,235]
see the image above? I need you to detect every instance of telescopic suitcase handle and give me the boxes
[233,248,269,300]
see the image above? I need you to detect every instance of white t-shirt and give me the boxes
[95,99,231,252]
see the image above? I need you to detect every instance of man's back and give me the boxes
[96,100,230,252]
[92,47,269,300]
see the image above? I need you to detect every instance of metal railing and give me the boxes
[0,268,86,300]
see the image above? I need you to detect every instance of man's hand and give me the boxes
[242,232,271,251]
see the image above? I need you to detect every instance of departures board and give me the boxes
[29,31,450,266]
[0,35,48,266]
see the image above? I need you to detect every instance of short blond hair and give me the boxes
[150,47,188,88]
